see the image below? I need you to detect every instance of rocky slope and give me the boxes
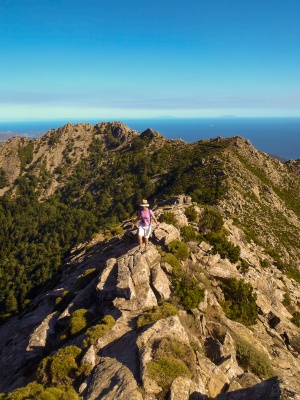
[0,196,299,399]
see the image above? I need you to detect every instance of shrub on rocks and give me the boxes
[184,206,198,222]
[137,303,178,328]
[36,346,88,387]
[167,240,189,261]
[0,381,80,400]
[147,338,196,391]
[83,315,116,347]
[221,278,258,326]
[160,211,177,226]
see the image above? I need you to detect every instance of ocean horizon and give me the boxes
[0,117,299,160]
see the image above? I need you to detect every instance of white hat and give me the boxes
[140,199,149,207]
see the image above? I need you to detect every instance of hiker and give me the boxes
[132,199,159,251]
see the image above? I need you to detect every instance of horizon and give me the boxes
[1,1,300,120]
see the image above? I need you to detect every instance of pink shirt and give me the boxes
[139,209,154,226]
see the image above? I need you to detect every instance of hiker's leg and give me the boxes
[138,235,143,247]
[144,237,149,248]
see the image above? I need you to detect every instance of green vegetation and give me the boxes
[161,250,204,310]
[161,253,182,272]
[221,278,258,326]
[199,207,224,234]
[137,303,178,328]
[184,205,198,222]
[0,127,230,318]
[60,309,90,341]
[147,338,195,391]
[159,211,177,225]
[167,240,189,261]
[238,258,250,274]
[180,225,202,243]
[0,168,9,189]
[173,274,205,310]
[83,315,116,347]
[0,382,80,400]
[18,141,34,170]
[36,346,91,387]
[207,233,241,263]
[232,333,274,379]
[291,311,300,328]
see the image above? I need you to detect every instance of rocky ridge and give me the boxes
[0,196,299,399]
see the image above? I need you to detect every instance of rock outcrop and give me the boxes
[0,196,299,399]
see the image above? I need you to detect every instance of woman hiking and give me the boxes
[132,199,159,252]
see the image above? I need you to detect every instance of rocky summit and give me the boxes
[0,122,299,399]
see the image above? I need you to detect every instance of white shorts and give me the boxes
[138,224,152,239]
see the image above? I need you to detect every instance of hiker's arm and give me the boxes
[131,215,140,229]
[151,212,160,227]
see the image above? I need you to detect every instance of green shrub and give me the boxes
[147,338,195,390]
[173,274,205,310]
[161,253,182,272]
[199,207,224,234]
[283,292,291,307]
[180,226,203,243]
[137,303,178,328]
[83,315,116,347]
[260,258,271,268]
[291,311,300,327]
[59,309,90,341]
[75,268,98,291]
[1,382,80,400]
[184,206,198,222]
[167,240,189,261]
[207,233,241,263]
[238,258,250,274]
[148,357,191,389]
[232,334,274,379]
[160,211,177,226]
[221,278,258,326]
[36,346,82,387]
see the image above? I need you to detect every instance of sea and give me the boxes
[0,117,299,161]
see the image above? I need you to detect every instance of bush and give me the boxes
[168,240,189,261]
[161,253,181,272]
[238,258,250,274]
[147,338,195,390]
[291,311,300,327]
[83,315,116,347]
[207,233,241,263]
[1,382,80,400]
[173,274,205,310]
[199,207,224,234]
[221,278,258,326]
[184,206,198,222]
[59,309,90,341]
[137,303,178,328]
[232,334,274,379]
[283,292,291,307]
[160,211,177,226]
[260,258,271,269]
[36,346,82,386]
[180,226,203,243]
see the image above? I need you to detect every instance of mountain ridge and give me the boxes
[0,122,299,398]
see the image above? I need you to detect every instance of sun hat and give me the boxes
[140,199,149,207]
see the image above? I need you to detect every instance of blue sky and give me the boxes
[1,0,300,120]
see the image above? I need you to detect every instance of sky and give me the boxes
[1,0,300,121]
